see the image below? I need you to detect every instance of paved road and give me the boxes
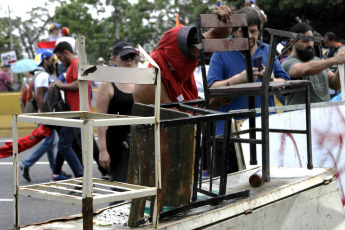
[0,138,108,230]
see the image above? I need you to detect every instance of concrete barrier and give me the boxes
[0,92,36,138]
[0,89,98,138]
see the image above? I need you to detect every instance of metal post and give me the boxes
[219,118,231,195]
[152,68,161,228]
[261,34,278,182]
[306,84,313,169]
[12,115,19,229]
[192,123,202,201]
[82,119,94,230]
[242,26,257,165]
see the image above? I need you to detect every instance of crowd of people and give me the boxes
[10,1,345,189]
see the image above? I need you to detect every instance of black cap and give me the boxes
[112,41,136,57]
[177,26,198,60]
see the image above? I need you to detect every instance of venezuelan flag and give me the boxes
[35,41,56,63]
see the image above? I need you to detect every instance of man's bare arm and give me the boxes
[36,87,45,111]
[96,82,112,170]
[328,69,341,90]
[288,50,345,79]
[53,79,79,91]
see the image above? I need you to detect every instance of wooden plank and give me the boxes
[209,80,311,95]
[203,38,249,52]
[200,14,248,27]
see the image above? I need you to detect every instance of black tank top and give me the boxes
[106,83,134,160]
[107,83,134,115]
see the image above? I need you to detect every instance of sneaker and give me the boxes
[19,162,31,182]
[61,171,72,178]
[51,173,71,181]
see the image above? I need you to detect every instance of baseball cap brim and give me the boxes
[118,49,136,57]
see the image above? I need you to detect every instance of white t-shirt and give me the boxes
[48,34,62,42]
[34,70,57,111]
[55,36,76,52]
[193,65,209,99]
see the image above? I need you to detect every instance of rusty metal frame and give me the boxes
[159,101,254,199]
[13,36,161,229]
[196,15,314,186]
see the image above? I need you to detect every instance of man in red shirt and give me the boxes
[52,41,92,178]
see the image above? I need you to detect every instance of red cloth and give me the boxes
[150,26,199,102]
[20,82,34,107]
[65,57,92,111]
[0,125,52,158]
[37,41,56,49]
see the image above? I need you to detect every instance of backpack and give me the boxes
[41,86,70,112]
[22,82,38,113]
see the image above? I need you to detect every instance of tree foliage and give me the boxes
[2,0,345,63]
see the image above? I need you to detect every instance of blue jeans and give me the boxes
[58,127,83,177]
[22,129,57,172]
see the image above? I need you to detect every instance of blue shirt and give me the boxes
[207,42,290,135]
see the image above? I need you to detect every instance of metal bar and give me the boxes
[82,120,94,229]
[76,36,89,112]
[18,189,82,205]
[152,66,161,228]
[231,128,260,136]
[209,121,216,192]
[261,34,279,182]
[192,123,202,202]
[275,38,299,61]
[159,112,254,128]
[242,25,257,166]
[79,64,156,84]
[265,28,323,42]
[12,115,19,230]
[228,100,345,114]
[199,123,206,189]
[93,116,156,127]
[132,189,250,227]
[177,104,219,114]
[306,84,313,170]
[92,188,157,204]
[160,99,205,108]
[17,111,83,118]
[230,138,262,144]
[268,129,308,134]
[196,17,210,109]
[219,119,231,195]
[17,115,84,128]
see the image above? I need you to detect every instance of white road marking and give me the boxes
[0,199,13,202]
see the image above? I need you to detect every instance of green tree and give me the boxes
[258,0,345,41]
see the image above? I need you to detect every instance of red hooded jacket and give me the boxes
[150,26,199,102]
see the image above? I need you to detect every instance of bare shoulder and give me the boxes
[96,82,114,99]
[133,84,156,104]
[134,82,172,104]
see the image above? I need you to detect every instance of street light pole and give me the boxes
[8,5,14,50]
